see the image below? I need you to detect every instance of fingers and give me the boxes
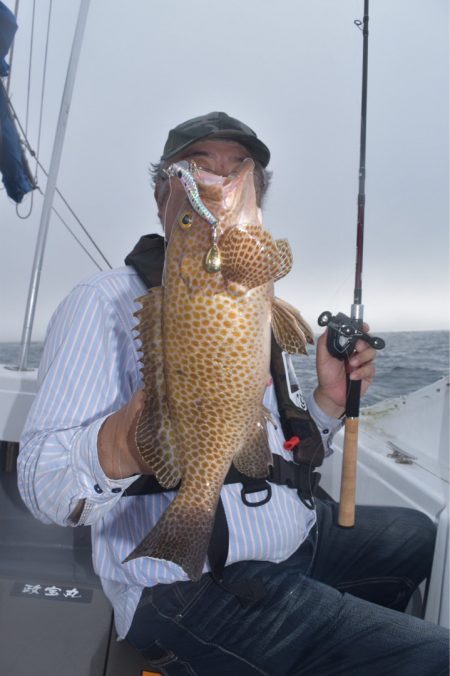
[349,360,376,383]
[121,389,145,425]
[348,343,377,382]
[98,389,149,479]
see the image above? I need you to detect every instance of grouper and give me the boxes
[123,158,313,580]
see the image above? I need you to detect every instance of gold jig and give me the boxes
[204,244,221,273]
[179,211,193,230]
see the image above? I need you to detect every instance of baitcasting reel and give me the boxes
[318,311,385,361]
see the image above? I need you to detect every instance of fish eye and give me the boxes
[179,211,193,230]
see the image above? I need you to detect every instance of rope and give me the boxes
[15,191,34,219]
[35,0,53,183]
[15,0,52,220]
[47,165,113,269]
[24,0,36,137]
[2,83,112,270]
[16,0,54,221]
[35,186,103,271]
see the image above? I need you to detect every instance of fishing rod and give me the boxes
[318,0,385,527]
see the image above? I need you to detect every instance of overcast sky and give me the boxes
[0,0,448,342]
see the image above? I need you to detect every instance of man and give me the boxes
[18,112,449,675]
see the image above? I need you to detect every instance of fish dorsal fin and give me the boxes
[271,296,314,355]
[134,287,181,488]
[273,239,293,281]
[220,225,284,290]
[232,409,273,478]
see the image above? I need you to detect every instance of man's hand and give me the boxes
[97,390,153,479]
[313,323,377,419]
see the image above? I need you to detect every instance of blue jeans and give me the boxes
[126,501,449,675]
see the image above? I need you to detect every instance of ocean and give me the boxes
[292,330,449,406]
[0,331,448,407]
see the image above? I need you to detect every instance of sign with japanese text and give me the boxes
[10,581,93,603]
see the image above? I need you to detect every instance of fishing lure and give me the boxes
[165,160,221,272]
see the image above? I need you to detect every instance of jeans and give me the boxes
[126,500,450,675]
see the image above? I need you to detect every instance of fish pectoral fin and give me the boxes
[273,239,293,281]
[123,492,217,582]
[134,286,181,488]
[232,413,273,478]
[220,225,283,289]
[271,296,314,355]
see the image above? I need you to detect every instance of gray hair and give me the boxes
[149,157,272,213]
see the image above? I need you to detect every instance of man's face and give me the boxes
[157,139,254,240]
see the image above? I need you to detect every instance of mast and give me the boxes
[15,0,91,370]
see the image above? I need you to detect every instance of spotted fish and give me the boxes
[123,158,313,580]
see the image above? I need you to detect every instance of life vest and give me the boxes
[124,234,324,601]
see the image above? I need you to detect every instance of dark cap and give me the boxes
[161,111,271,167]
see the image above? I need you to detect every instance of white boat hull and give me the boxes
[0,365,38,444]
[321,377,449,627]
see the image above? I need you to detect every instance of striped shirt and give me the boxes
[17,265,341,639]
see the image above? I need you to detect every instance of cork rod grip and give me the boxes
[338,417,359,527]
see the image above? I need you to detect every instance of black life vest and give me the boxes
[124,234,324,600]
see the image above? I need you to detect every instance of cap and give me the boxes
[161,111,271,167]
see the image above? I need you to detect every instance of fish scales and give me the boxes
[124,159,311,580]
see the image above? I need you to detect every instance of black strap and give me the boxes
[124,457,319,604]
[270,333,324,468]
[207,496,267,608]
[124,455,319,509]
[207,497,229,579]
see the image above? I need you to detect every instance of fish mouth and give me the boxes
[195,158,259,232]
[192,156,255,187]
[173,158,260,274]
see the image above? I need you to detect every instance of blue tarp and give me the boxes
[0,0,16,76]
[0,1,34,203]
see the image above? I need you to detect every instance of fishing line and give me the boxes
[327,269,354,305]
[162,176,174,246]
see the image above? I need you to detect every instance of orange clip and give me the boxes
[283,436,300,451]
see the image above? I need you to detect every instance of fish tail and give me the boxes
[122,497,216,581]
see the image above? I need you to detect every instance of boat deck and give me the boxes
[0,447,155,676]
[1,376,448,673]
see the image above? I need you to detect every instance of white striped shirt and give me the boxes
[17,266,340,639]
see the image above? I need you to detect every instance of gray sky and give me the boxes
[0,0,448,341]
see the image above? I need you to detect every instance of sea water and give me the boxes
[292,330,449,406]
[0,331,448,407]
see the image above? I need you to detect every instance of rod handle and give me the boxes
[338,417,359,527]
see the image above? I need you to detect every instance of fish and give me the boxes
[123,158,313,580]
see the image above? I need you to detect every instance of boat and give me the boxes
[0,1,448,673]
[1,370,448,674]
[321,376,449,628]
